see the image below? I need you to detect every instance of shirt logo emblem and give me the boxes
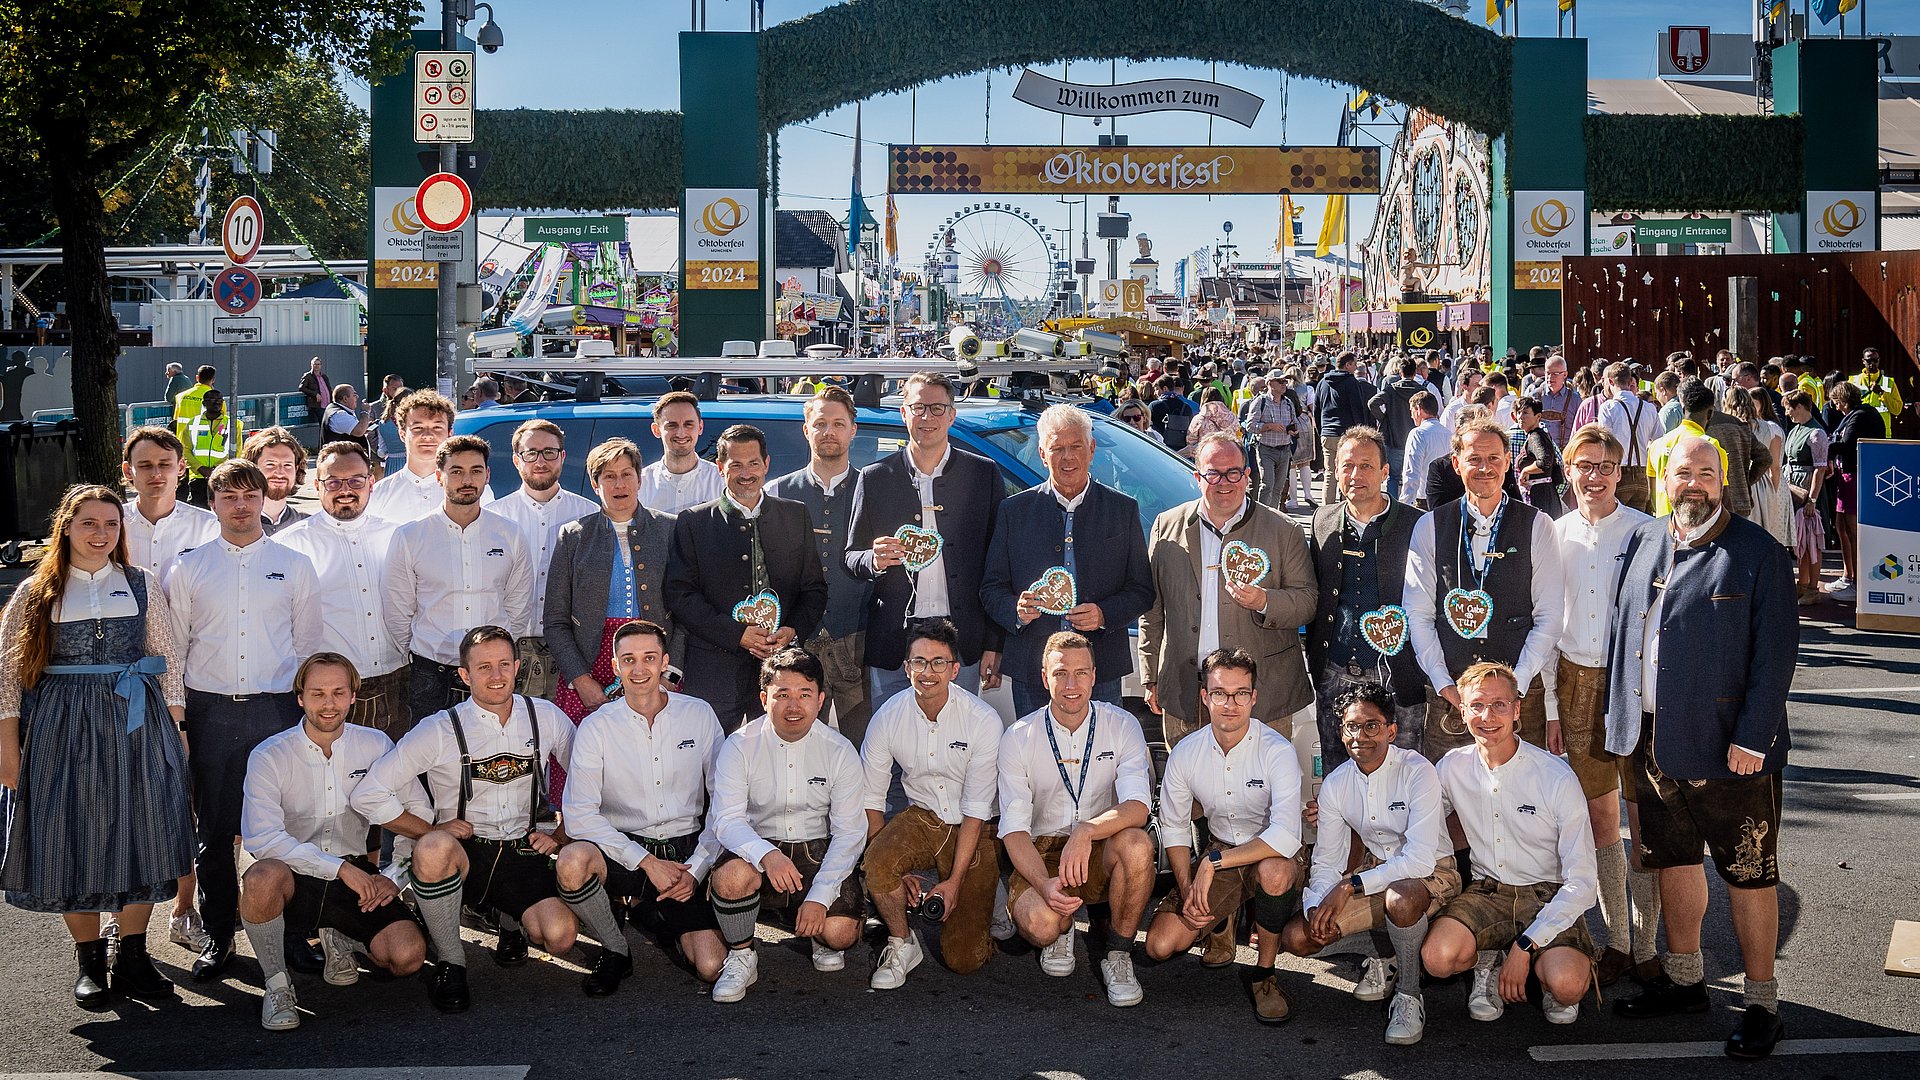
[349,768,369,779]
[110,590,130,598]
[948,740,969,751]
[1246,778,1265,789]
[1096,750,1115,761]
[487,547,507,557]
[677,739,697,749]
[808,775,828,786]
[1389,800,1407,812]
[1517,803,1538,815]
[265,572,285,581]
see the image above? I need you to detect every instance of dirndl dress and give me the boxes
[0,572,194,913]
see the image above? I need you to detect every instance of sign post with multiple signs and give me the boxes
[216,197,265,455]
[413,51,474,143]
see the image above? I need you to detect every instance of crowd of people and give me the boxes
[0,341,1842,1058]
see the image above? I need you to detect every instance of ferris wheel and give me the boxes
[923,202,1064,334]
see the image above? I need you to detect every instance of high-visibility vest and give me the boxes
[185,415,242,474]
[172,384,210,438]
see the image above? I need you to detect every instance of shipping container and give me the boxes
[150,298,361,348]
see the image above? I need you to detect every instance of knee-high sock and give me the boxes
[560,874,628,956]
[1594,839,1630,951]
[712,891,761,949]
[414,871,467,968]
[1386,914,1429,988]
[1628,865,1663,963]
[242,914,288,983]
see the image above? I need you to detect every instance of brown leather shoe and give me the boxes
[1631,956,1664,986]
[1596,947,1635,987]
[1202,913,1238,968]
[1252,974,1292,1024]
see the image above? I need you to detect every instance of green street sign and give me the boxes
[1635,218,1733,245]
[523,215,628,243]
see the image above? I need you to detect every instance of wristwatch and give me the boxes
[1347,873,1365,896]
[1207,849,1225,868]
[1515,933,1541,956]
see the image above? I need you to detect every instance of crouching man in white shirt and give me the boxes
[707,648,866,1003]
[1144,648,1304,1025]
[1280,681,1459,1046]
[240,653,430,1031]
[999,631,1155,1008]
[1422,661,1598,1028]
[556,620,728,997]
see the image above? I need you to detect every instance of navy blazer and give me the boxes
[980,480,1154,686]
[665,494,828,658]
[845,445,1007,670]
[1605,511,1798,780]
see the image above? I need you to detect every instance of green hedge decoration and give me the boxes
[761,0,1513,136]
[1586,113,1805,213]
[474,109,682,210]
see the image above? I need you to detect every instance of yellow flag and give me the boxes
[1559,0,1574,11]
[1276,194,1297,254]
[1486,0,1508,24]
[1316,195,1346,259]
[1838,0,1859,12]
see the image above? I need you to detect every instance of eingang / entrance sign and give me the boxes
[889,145,1380,196]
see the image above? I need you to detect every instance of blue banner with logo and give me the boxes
[1856,439,1920,630]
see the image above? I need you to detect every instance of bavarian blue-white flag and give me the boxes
[1175,258,1187,300]
[848,103,874,257]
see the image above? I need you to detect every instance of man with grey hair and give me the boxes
[984,404,1154,718]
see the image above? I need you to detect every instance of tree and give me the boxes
[0,1,411,486]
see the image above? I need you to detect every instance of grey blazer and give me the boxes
[543,509,678,684]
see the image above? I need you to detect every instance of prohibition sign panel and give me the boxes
[415,172,473,233]
[215,265,262,314]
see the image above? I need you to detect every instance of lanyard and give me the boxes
[1044,707,1096,815]
[1458,496,1507,588]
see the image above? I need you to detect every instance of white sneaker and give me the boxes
[811,940,845,973]
[260,972,300,1031]
[169,910,210,953]
[1468,950,1505,1021]
[319,928,360,987]
[1542,988,1580,1025]
[1385,992,1426,1045]
[711,948,759,1003]
[1828,581,1857,601]
[1354,956,1397,1002]
[1039,932,1076,977]
[869,933,924,990]
[1100,952,1144,1007]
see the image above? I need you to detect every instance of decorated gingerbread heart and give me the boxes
[731,590,782,634]
[1441,587,1492,641]
[1220,540,1271,590]
[1028,566,1077,616]
[1359,605,1410,657]
[894,524,944,573]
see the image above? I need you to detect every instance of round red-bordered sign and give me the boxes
[415,172,472,233]
[221,196,264,265]
[215,265,262,314]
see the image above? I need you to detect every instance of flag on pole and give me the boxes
[1559,0,1574,11]
[848,103,873,257]
[884,192,899,266]
[1811,0,1854,23]
[1275,194,1298,256]
[1486,0,1509,25]
[1316,195,1346,260]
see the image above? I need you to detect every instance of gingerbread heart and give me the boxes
[731,590,782,634]
[894,524,944,573]
[1359,605,1409,657]
[1220,540,1271,590]
[1442,588,1492,641]
[1028,566,1077,616]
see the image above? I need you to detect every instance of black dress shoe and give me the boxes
[285,936,324,975]
[74,939,110,1010]
[190,937,235,981]
[112,933,177,1000]
[1613,974,1710,1018]
[581,948,633,997]
[493,927,528,967]
[1726,1005,1785,1058]
[426,961,470,1013]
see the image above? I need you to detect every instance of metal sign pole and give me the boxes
[227,342,240,458]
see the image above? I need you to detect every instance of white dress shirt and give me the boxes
[276,512,407,678]
[121,499,218,581]
[562,693,726,877]
[1304,745,1449,911]
[710,716,866,908]
[1401,418,1451,502]
[1598,390,1658,469]
[1403,495,1565,694]
[53,564,140,622]
[1552,503,1650,668]
[165,536,321,695]
[860,685,1002,824]
[1196,498,1252,663]
[491,485,599,623]
[1438,741,1597,943]
[1157,721,1302,857]
[998,700,1153,840]
[904,445,953,619]
[384,508,535,664]
[366,465,493,524]
[243,722,424,884]
[639,458,724,515]
[351,695,574,842]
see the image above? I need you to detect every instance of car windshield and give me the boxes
[977,414,1198,533]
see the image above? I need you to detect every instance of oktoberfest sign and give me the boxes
[1012,69,1264,128]
[888,145,1380,196]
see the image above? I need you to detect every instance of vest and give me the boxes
[323,403,370,454]
[185,415,239,474]
[1429,497,1538,679]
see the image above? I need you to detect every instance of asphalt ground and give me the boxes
[0,535,1914,1079]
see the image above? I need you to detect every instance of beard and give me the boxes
[524,473,559,493]
[1673,492,1719,530]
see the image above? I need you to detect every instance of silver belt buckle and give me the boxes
[1345,662,1365,677]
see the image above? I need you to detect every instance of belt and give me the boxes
[45,655,168,732]
[412,653,460,674]
[188,687,280,705]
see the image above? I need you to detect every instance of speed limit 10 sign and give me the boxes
[222,196,264,265]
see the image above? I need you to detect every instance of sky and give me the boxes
[345,0,1920,288]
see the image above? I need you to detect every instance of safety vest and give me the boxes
[1852,373,1899,418]
[185,415,242,475]
[172,384,210,437]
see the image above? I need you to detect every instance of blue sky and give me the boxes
[350,0,1919,282]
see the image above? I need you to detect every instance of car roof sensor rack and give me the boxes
[465,357,1106,408]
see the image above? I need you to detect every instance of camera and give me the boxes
[907,891,946,923]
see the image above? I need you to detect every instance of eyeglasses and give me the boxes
[1462,698,1517,715]
[318,476,371,492]
[905,403,953,419]
[905,657,955,674]
[516,448,564,463]
[1570,461,1619,477]
[1196,467,1249,486]
[1203,688,1255,706]
[1340,719,1388,737]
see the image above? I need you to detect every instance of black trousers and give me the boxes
[185,689,302,941]
[409,653,468,723]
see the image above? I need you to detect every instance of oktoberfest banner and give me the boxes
[889,145,1381,196]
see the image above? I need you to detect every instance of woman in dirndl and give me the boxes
[0,485,195,1009]
[542,437,678,803]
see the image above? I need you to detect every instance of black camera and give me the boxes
[907,891,946,923]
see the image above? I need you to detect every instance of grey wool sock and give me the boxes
[1663,948,1705,987]
[1594,840,1630,952]
[1386,914,1429,986]
[1743,976,1780,1014]
[712,891,761,949]
[413,871,468,967]
[1628,865,1663,963]
[559,874,629,956]
[242,914,288,983]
